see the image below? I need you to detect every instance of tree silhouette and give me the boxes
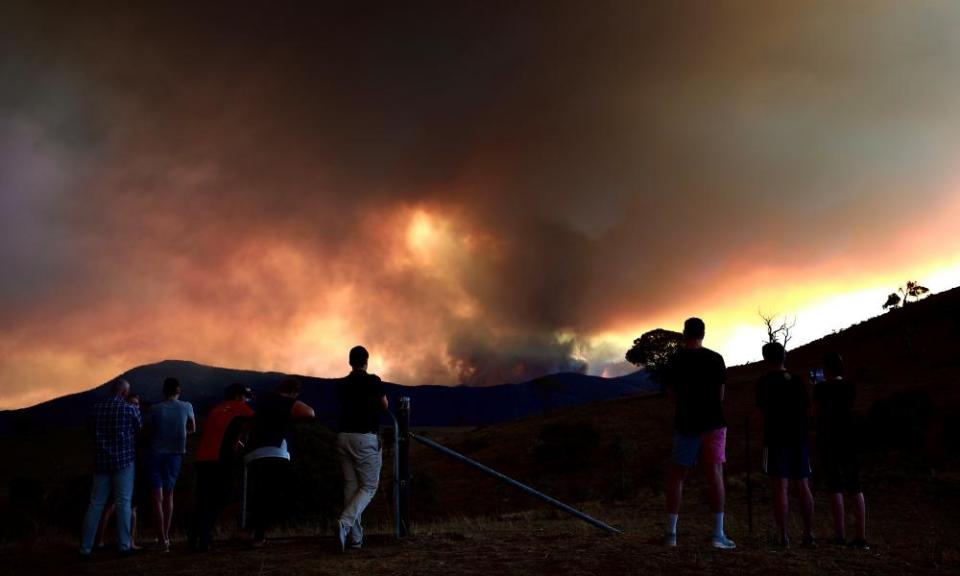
[883,280,930,311]
[625,328,684,380]
[758,311,796,350]
[883,293,901,310]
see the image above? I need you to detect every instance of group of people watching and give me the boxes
[79,345,385,557]
[80,322,868,556]
[662,317,868,550]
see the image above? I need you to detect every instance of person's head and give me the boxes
[127,393,140,407]
[682,317,705,345]
[224,382,251,402]
[349,345,369,370]
[762,341,786,369]
[162,377,181,399]
[276,377,302,397]
[110,378,130,398]
[823,351,844,378]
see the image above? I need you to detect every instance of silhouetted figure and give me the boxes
[188,383,254,551]
[335,345,388,551]
[660,318,735,549]
[814,352,869,549]
[756,342,815,548]
[95,393,144,550]
[79,378,142,557]
[145,377,196,551]
[243,378,314,547]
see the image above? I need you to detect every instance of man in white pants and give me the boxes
[335,345,388,551]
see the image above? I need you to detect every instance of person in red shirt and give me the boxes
[187,383,254,551]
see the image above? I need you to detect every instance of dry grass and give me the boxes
[2,472,957,576]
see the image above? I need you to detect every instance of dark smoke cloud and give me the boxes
[3,1,960,405]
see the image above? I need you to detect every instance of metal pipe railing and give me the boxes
[409,431,622,534]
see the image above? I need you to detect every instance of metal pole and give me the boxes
[745,414,753,534]
[241,462,248,530]
[398,397,411,536]
[384,409,402,538]
[410,431,622,534]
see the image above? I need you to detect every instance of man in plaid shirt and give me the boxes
[79,378,142,557]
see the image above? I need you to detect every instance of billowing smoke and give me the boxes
[3,2,960,406]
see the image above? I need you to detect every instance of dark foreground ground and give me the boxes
[2,474,958,576]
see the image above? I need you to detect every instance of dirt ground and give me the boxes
[3,474,957,576]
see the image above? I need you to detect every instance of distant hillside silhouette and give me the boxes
[0,362,654,434]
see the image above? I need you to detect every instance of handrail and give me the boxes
[410,431,622,534]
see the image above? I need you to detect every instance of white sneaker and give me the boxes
[665,532,678,547]
[711,534,736,549]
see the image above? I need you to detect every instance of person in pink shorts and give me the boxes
[660,317,735,549]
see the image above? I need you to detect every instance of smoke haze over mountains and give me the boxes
[3,2,960,407]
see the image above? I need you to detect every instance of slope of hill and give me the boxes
[0,362,655,434]
[399,285,960,519]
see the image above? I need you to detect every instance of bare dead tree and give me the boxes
[759,310,797,350]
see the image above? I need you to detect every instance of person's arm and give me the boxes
[380,395,389,411]
[131,405,143,433]
[718,355,727,402]
[291,399,315,419]
[186,404,197,434]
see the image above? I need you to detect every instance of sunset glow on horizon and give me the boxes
[4,2,960,409]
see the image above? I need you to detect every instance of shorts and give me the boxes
[763,443,812,479]
[819,443,861,494]
[147,452,183,491]
[671,427,726,468]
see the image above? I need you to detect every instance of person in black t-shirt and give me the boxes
[813,351,868,549]
[334,345,388,551]
[660,318,735,550]
[755,342,815,548]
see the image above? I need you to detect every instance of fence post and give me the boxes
[745,414,753,534]
[398,396,411,536]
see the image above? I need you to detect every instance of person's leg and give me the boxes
[665,464,688,516]
[113,464,135,552]
[337,435,361,546]
[80,474,112,555]
[130,506,139,549]
[340,436,381,539]
[706,463,726,514]
[163,489,174,543]
[851,492,866,542]
[794,478,815,540]
[770,478,789,543]
[96,502,116,547]
[161,454,181,544]
[665,432,699,542]
[194,461,220,548]
[247,459,286,542]
[151,488,165,545]
[829,493,846,540]
[348,436,382,545]
[146,452,166,545]
[702,428,731,544]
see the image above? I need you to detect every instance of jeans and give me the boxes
[80,464,135,553]
[337,433,382,544]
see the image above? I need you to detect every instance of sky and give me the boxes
[3,1,960,409]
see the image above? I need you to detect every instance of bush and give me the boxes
[287,422,342,526]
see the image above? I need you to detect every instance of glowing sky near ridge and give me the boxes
[3,2,960,409]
